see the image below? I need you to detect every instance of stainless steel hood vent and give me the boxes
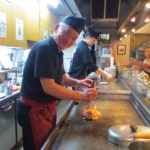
[48,0,150,43]
[91,0,120,21]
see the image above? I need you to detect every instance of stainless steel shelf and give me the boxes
[0,69,17,74]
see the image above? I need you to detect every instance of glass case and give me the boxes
[118,64,150,109]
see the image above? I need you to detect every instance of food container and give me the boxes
[88,72,101,86]
[146,90,150,99]
[121,70,130,79]
[104,66,116,77]
[135,80,148,95]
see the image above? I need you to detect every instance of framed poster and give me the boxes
[16,18,24,40]
[42,29,48,40]
[0,11,7,38]
[117,45,126,55]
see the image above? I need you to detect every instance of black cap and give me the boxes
[61,15,85,33]
[84,28,99,39]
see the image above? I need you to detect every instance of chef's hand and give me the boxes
[80,87,97,101]
[77,78,93,88]
[106,74,113,81]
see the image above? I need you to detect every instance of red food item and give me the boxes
[130,61,150,69]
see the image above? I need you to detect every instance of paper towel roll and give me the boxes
[110,56,114,67]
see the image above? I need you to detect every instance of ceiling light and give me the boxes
[130,17,136,22]
[121,29,126,33]
[145,17,150,22]
[120,38,122,41]
[124,34,127,37]
[131,28,135,32]
[47,0,60,8]
[145,3,150,8]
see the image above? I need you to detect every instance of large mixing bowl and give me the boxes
[108,124,150,147]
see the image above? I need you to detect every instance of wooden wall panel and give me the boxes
[26,0,40,41]
[39,21,49,40]
[10,3,27,47]
[0,0,11,46]
[0,0,59,47]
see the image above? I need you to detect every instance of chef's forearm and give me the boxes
[96,68,109,77]
[48,82,82,100]
[62,73,79,86]
[40,78,82,100]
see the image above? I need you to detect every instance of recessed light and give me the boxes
[145,17,150,22]
[121,29,126,33]
[131,17,136,22]
[145,3,150,9]
[131,28,135,32]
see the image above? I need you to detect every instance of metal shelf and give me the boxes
[0,69,17,74]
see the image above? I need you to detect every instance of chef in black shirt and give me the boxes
[16,16,97,150]
[87,44,96,75]
[69,28,113,80]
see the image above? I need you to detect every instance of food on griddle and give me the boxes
[133,133,150,139]
[82,106,102,121]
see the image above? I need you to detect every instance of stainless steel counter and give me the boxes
[0,90,24,150]
[0,91,21,150]
[42,78,148,150]
[0,90,20,104]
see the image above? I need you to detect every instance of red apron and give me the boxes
[20,96,58,150]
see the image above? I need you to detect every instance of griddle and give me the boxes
[52,98,144,150]
[42,78,146,150]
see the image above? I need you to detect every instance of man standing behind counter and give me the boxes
[68,29,113,80]
[16,16,97,150]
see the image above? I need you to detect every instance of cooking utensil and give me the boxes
[107,124,150,146]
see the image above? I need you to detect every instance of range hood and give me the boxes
[48,0,150,43]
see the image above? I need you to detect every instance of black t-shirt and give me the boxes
[68,41,98,78]
[21,36,64,102]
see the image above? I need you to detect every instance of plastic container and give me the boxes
[135,80,148,95]
[104,66,116,77]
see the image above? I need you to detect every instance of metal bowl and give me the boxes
[107,124,150,146]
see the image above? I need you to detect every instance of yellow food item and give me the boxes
[16,86,21,90]
[82,107,102,121]
[12,85,21,91]
[133,133,150,139]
